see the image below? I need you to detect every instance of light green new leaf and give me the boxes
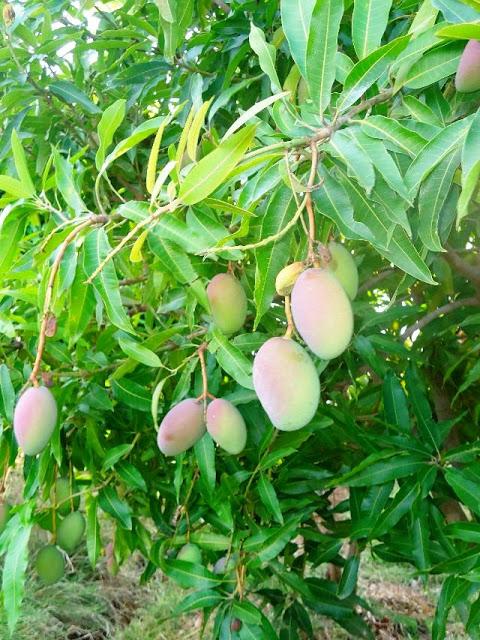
[3,523,32,635]
[179,124,257,205]
[148,233,198,284]
[210,328,254,390]
[352,0,393,59]
[53,148,87,214]
[67,263,96,345]
[306,0,343,114]
[155,0,174,21]
[223,92,289,140]
[86,495,101,568]
[82,228,133,333]
[158,0,193,61]
[418,148,460,251]
[187,99,213,161]
[95,99,126,170]
[0,364,15,422]
[0,175,33,199]
[408,0,439,37]
[402,40,464,89]
[280,0,316,77]
[249,23,281,93]
[338,35,410,111]
[11,130,35,196]
[118,336,162,367]
[436,22,480,39]
[254,186,297,327]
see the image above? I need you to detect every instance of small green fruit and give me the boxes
[54,478,80,516]
[35,545,65,585]
[207,273,248,335]
[56,511,85,554]
[177,543,202,564]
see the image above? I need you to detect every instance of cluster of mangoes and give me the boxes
[157,242,358,456]
[35,478,85,584]
[456,40,480,93]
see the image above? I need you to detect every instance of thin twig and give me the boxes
[284,296,294,339]
[402,297,479,342]
[306,142,319,265]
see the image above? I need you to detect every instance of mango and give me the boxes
[35,545,65,585]
[13,386,57,456]
[157,398,206,456]
[206,399,247,454]
[207,273,247,335]
[252,337,320,431]
[456,40,480,93]
[56,511,85,554]
[0,503,10,533]
[213,553,238,574]
[275,262,304,296]
[177,543,202,564]
[54,477,80,516]
[328,242,358,300]
[291,269,353,360]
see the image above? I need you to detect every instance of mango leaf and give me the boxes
[112,379,151,412]
[179,125,257,205]
[50,80,100,114]
[327,130,375,193]
[338,36,410,111]
[358,115,427,157]
[118,336,162,367]
[98,486,132,529]
[378,225,435,284]
[258,473,284,524]
[280,0,316,77]
[305,0,343,113]
[436,22,480,39]
[2,522,32,634]
[249,23,281,93]
[458,107,480,226]
[432,0,480,22]
[195,433,216,494]
[210,328,254,390]
[11,130,35,196]
[0,175,33,199]
[0,364,15,422]
[116,462,148,492]
[352,0,393,59]
[83,228,134,333]
[335,454,427,487]
[86,494,101,567]
[175,590,224,614]
[95,99,126,170]
[53,148,87,214]
[383,370,410,433]
[402,40,464,89]
[67,262,96,344]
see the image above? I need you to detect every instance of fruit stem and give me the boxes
[284,295,295,339]
[306,142,320,266]
[197,343,210,417]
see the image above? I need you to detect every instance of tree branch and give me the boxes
[444,247,480,289]
[402,297,479,342]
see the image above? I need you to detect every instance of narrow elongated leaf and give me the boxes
[179,125,257,205]
[187,99,212,161]
[86,494,101,567]
[0,175,33,199]
[383,370,410,433]
[50,80,100,114]
[116,462,147,492]
[83,228,133,333]
[210,328,254,390]
[402,41,464,89]
[148,233,198,284]
[338,36,410,111]
[458,107,480,226]
[175,590,223,614]
[306,0,343,113]
[281,0,316,77]
[98,486,132,529]
[11,130,35,196]
[68,262,96,344]
[249,23,281,93]
[379,225,435,284]
[437,22,480,39]
[118,336,162,367]
[327,130,375,193]
[95,99,126,170]
[195,433,216,494]
[2,523,32,634]
[112,379,151,412]
[53,149,87,214]
[432,0,479,23]
[359,115,427,157]
[223,92,289,140]
[0,364,15,422]
[258,474,284,524]
[352,0,393,59]
[339,454,427,487]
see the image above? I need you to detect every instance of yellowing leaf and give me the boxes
[146,119,169,194]
[187,98,213,161]
[130,229,149,262]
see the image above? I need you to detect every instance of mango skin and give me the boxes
[157,398,206,456]
[13,386,57,456]
[456,40,480,93]
[206,399,247,454]
[54,478,80,516]
[35,545,65,585]
[253,337,320,431]
[177,543,202,564]
[291,269,353,360]
[56,511,85,554]
[207,273,247,335]
[328,242,359,300]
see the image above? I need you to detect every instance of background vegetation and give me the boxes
[0,0,480,638]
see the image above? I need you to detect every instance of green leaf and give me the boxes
[118,336,162,367]
[305,0,343,114]
[194,433,216,494]
[402,40,464,89]
[338,35,410,111]
[50,80,101,114]
[383,370,410,433]
[378,225,435,285]
[86,494,101,568]
[445,467,480,516]
[10,130,35,197]
[175,589,223,614]
[67,262,96,344]
[432,0,480,23]
[405,117,471,197]
[0,175,33,199]
[254,186,297,327]
[210,328,254,390]
[352,0,393,59]
[437,22,480,39]
[112,379,151,412]
[158,0,193,61]
[372,479,421,536]
[249,23,281,93]
[0,365,15,423]
[327,130,375,193]
[148,233,200,287]
[258,474,284,524]
[458,107,480,226]
[82,228,134,334]
[102,444,134,470]
[98,486,132,529]
[2,523,32,635]
[337,555,360,599]
[358,115,427,157]
[445,521,480,544]
[116,462,148,492]
[244,518,299,562]
[280,0,316,77]
[53,148,87,214]
[95,99,126,170]
[337,454,427,487]
[179,124,257,205]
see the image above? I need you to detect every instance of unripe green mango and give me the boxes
[213,552,238,574]
[456,40,480,93]
[275,262,304,296]
[207,273,247,335]
[206,399,247,454]
[13,386,57,456]
[253,337,320,431]
[328,242,358,300]
[35,545,65,585]
[0,503,10,533]
[56,511,86,554]
[157,398,206,456]
[291,268,353,360]
[54,477,80,516]
[177,543,202,564]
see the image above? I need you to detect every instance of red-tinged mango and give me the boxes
[253,337,320,431]
[157,398,206,456]
[456,40,480,93]
[206,398,247,454]
[291,269,353,360]
[207,273,247,335]
[14,386,57,456]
